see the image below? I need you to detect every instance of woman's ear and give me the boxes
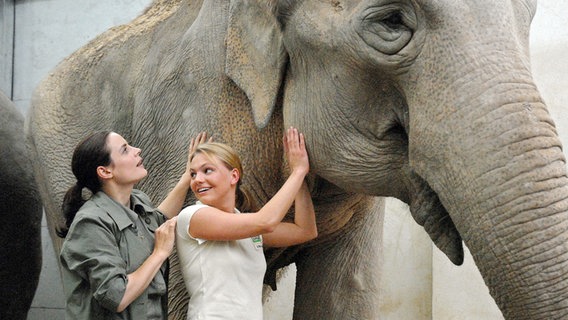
[230,168,240,186]
[97,166,113,180]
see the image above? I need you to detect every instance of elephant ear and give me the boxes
[225,0,287,129]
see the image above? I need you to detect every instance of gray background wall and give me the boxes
[1,1,566,319]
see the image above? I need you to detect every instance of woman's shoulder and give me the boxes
[177,202,210,236]
[179,202,210,218]
[75,197,107,219]
[74,192,130,229]
[63,200,117,244]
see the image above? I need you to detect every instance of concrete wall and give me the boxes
[3,1,566,319]
[0,0,14,95]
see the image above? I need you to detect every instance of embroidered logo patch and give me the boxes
[251,235,263,249]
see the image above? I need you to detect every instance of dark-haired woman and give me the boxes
[58,131,207,319]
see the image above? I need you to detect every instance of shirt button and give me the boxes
[145,217,152,224]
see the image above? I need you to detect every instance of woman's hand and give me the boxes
[283,127,309,177]
[152,217,177,260]
[262,127,316,247]
[119,216,177,312]
[158,132,211,218]
[187,132,211,168]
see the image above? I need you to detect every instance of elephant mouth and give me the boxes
[408,175,464,265]
[378,119,465,264]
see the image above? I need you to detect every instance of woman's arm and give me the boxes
[158,132,209,219]
[189,127,310,241]
[117,217,177,312]
[262,181,318,247]
[119,134,208,309]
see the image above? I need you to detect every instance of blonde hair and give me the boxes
[191,142,255,211]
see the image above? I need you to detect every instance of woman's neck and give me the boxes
[203,193,236,213]
[102,184,134,207]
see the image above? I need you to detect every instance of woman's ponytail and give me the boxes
[56,183,86,238]
[236,185,257,213]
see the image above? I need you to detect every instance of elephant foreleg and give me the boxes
[292,198,384,320]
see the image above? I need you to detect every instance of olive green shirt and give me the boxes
[60,189,168,319]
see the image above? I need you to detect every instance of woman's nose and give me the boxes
[194,172,204,182]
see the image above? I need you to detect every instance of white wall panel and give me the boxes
[0,0,14,96]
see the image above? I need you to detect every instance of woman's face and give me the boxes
[189,152,238,207]
[104,132,147,185]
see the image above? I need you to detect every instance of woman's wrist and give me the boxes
[179,171,192,187]
[290,167,309,178]
[151,248,170,262]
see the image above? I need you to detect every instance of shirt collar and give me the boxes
[91,191,135,231]
[132,193,156,215]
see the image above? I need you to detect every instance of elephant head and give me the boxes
[226,0,568,318]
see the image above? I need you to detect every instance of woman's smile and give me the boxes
[197,187,211,193]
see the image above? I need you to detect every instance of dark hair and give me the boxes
[191,142,257,212]
[56,131,112,238]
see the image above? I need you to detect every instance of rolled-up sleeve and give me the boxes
[60,214,128,312]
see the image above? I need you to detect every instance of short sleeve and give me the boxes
[176,203,209,244]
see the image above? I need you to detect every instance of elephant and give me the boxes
[26,0,568,319]
[0,90,43,319]
[231,0,568,318]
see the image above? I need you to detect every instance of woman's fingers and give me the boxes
[154,217,177,256]
[284,127,309,174]
[189,132,208,154]
[286,127,300,149]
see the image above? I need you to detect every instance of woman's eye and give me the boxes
[205,168,213,174]
[190,172,197,178]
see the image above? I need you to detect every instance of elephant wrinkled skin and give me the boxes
[28,0,568,319]
[0,91,42,320]
[28,0,381,318]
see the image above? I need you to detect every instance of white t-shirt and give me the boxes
[176,202,266,320]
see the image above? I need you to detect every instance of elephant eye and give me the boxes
[357,4,417,55]
[363,5,409,28]
[362,2,418,32]
[382,11,404,29]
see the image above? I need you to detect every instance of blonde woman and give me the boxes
[176,127,318,319]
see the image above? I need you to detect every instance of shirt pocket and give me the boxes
[119,227,151,272]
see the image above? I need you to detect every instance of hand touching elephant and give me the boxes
[0,91,42,320]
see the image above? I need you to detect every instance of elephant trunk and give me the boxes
[410,91,568,317]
